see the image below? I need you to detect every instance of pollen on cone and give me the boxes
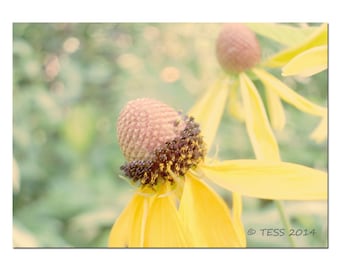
[216,23,261,73]
[117,98,185,161]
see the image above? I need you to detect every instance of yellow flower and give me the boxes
[191,23,327,154]
[264,24,328,77]
[108,98,327,248]
[262,23,328,142]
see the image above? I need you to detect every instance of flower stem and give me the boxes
[274,200,296,247]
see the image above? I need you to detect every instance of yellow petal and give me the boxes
[227,81,245,122]
[310,114,328,143]
[200,159,327,200]
[265,88,286,131]
[143,194,190,247]
[246,23,317,47]
[265,24,328,67]
[282,45,328,77]
[253,68,327,117]
[189,78,229,152]
[239,73,281,161]
[232,193,246,247]
[179,172,242,247]
[108,193,148,247]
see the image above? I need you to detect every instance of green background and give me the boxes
[13,23,327,247]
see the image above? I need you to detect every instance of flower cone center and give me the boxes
[216,23,261,73]
[117,98,206,187]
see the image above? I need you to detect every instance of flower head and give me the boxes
[110,98,243,247]
[117,98,205,186]
[216,23,261,73]
[108,98,327,248]
[191,23,328,159]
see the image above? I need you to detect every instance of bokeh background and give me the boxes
[13,23,327,247]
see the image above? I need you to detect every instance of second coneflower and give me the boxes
[191,23,327,158]
[108,98,327,248]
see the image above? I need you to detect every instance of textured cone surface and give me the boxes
[117,98,185,161]
[216,23,261,73]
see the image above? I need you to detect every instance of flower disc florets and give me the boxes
[216,23,261,73]
[117,98,206,186]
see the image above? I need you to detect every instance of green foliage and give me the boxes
[13,23,327,247]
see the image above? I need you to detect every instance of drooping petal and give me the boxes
[108,193,149,247]
[264,24,328,67]
[232,193,246,247]
[179,172,242,247]
[227,81,245,122]
[143,193,191,247]
[282,45,328,77]
[200,159,327,200]
[246,23,317,47]
[239,72,281,161]
[253,68,327,117]
[265,87,286,131]
[310,114,328,143]
[189,78,229,152]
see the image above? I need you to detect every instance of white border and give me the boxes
[2,1,340,269]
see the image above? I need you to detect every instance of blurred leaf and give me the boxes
[63,105,96,153]
[13,39,34,57]
[70,208,118,229]
[85,57,112,84]
[247,23,317,47]
[35,91,63,125]
[59,56,84,100]
[67,208,117,245]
